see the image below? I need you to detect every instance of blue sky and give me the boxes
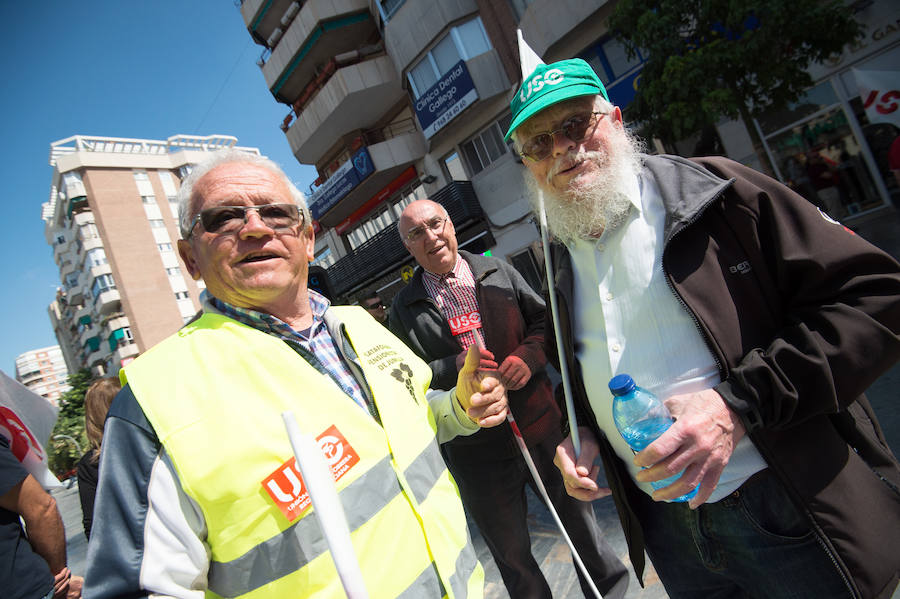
[0,2,319,376]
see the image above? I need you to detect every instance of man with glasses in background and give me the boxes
[84,151,511,598]
[361,292,388,324]
[389,199,628,599]
[508,58,900,598]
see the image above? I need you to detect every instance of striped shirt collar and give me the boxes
[422,254,463,284]
[202,289,330,341]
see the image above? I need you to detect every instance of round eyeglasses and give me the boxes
[404,216,447,243]
[519,111,607,162]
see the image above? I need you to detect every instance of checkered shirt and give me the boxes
[205,290,367,410]
[421,257,485,350]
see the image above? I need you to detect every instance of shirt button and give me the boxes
[612,343,621,352]
[606,293,613,301]
[596,243,605,251]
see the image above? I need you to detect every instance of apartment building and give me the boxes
[14,345,70,406]
[240,0,900,304]
[43,134,261,376]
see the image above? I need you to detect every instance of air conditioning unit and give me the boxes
[267,27,283,47]
[281,2,300,26]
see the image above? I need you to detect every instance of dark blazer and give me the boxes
[390,251,560,458]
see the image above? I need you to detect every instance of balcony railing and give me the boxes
[325,180,483,297]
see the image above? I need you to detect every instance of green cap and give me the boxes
[504,59,609,142]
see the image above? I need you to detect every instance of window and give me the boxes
[158,243,173,252]
[64,272,79,290]
[149,219,166,228]
[345,183,424,250]
[407,17,491,98]
[84,247,108,268]
[377,0,405,21]
[442,151,469,181]
[133,171,149,181]
[460,114,512,176]
[91,274,116,299]
[174,291,190,300]
[313,247,335,268]
[166,267,181,276]
[142,195,156,204]
[56,235,65,245]
[582,36,645,87]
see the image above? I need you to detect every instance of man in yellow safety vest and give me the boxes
[84,150,508,598]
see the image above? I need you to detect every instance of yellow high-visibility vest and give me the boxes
[122,307,483,598]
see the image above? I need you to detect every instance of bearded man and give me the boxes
[507,58,900,599]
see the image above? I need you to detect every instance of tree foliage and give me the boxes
[608,0,863,154]
[48,368,95,477]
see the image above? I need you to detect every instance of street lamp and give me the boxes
[53,434,83,455]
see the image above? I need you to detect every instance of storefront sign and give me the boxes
[308,147,375,220]
[414,60,478,139]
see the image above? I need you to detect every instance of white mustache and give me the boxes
[546,150,607,184]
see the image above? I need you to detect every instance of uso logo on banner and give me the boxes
[448,310,482,336]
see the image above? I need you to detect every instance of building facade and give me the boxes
[43,134,261,376]
[15,345,71,406]
[239,0,899,304]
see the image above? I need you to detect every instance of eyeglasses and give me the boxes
[404,216,447,243]
[187,203,303,238]
[519,111,607,162]
[364,302,385,310]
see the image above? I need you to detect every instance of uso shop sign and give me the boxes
[414,60,478,139]
[309,147,375,220]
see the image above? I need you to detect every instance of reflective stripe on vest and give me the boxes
[123,308,483,598]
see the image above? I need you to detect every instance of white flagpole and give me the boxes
[283,412,369,598]
[515,29,581,457]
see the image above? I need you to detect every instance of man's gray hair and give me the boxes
[510,95,615,152]
[176,149,311,239]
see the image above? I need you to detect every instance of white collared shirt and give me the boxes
[569,172,766,502]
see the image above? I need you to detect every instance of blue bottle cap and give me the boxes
[608,374,635,396]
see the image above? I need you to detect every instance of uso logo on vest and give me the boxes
[262,424,360,522]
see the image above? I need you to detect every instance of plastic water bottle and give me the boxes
[609,374,698,502]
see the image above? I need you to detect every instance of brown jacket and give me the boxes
[547,155,900,598]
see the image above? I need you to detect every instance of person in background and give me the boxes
[389,199,628,599]
[506,58,900,598]
[76,377,120,540]
[1,436,82,598]
[361,292,388,324]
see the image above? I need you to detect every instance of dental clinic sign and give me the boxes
[415,60,478,139]
[308,147,375,220]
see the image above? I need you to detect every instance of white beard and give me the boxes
[527,128,644,244]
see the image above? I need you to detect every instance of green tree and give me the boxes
[608,0,863,173]
[48,368,95,477]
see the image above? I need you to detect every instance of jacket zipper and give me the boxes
[660,184,858,599]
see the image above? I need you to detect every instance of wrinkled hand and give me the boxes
[553,427,612,502]
[498,355,532,390]
[53,568,81,599]
[455,345,508,427]
[634,388,745,509]
[456,347,497,372]
[68,576,83,599]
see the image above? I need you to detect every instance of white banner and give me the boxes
[852,69,900,128]
[0,369,61,489]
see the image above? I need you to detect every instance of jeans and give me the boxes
[631,468,853,599]
[446,436,628,599]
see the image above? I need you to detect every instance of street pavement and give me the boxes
[55,206,900,597]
